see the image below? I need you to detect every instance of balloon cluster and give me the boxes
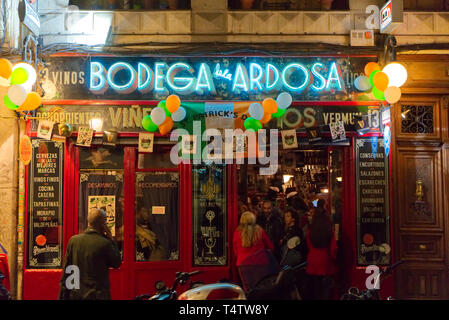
[354,62,406,105]
[142,94,186,135]
[244,92,293,132]
[0,58,41,111]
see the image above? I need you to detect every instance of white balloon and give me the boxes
[248,103,264,121]
[172,107,186,122]
[276,92,293,109]
[384,86,402,104]
[8,84,27,106]
[150,107,166,126]
[382,63,407,88]
[12,63,37,88]
[354,75,372,92]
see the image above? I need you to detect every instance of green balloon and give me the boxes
[10,67,28,85]
[369,70,380,87]
[271,108,286,118]
[142,115,158,132]
[4,95,18,110]
[244,117,262,131]
[158,100,171,117]
[372,87,385,101]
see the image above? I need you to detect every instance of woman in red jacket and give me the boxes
[304,199,338,300]
[233,211,275,291]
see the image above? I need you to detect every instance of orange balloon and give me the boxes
[260,112,272,124]
[159,117,174,135]
[364,62,380,77]
[372,71,389,91]
[262,98,277,114]
[0,58,13,79]
[18,92,41,111]
[166,95,181,113]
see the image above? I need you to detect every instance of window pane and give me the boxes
[78,170,124,259]
[135,172,179,261]
[79,147,124,170]
[138,152,177,170]
[193,164,227,266]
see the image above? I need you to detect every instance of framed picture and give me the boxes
[76,126,94,147]
[138,132,154,153]
[88,195,116,236]
[330,120,346,141]
[37,120,54,140]
[103,130,118,147]
[281,129,298,149]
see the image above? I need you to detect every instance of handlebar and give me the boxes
[383,260,404,274]
[341,260,405,300]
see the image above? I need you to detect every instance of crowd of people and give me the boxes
[234,193,338,300]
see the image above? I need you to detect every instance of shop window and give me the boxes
[137,152,177,170]
[135,172,180,261]
[401,105,434,134]
[403,0,449,11]
[329,149,342,227]
[68,0,191,10]
[78,147,125,259]
[228,0,349,10]
[192,164,227,266]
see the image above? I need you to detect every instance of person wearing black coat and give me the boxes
[258,200,283,262]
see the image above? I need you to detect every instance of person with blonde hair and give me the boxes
[233,211,276,291]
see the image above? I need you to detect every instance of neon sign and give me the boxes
[90,61,345,96]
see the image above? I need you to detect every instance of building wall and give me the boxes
[0,0,25,299]
[392,54,449,299]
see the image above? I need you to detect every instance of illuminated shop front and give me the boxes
[23,54,394,299]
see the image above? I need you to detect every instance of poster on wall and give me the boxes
[88,195,116,236]
[138,133,154,153]
[76,126,94,147]
[27,139,64,268]
[355,138,391,266]
[37,120,54,140]
[281,129,298,149]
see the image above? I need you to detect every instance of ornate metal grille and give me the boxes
[401,105,434,134]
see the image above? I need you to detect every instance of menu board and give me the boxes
[355,138,390,266]
[27,140,64,268]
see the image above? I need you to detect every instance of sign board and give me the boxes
[19,135,32,165]
[18,0,40,36]
[41,56,377,102]
[355,138,390,266]
[380,0,403,34]
[33,104,383,134]
[27,139,64,268]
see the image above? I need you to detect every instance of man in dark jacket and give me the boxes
[59,209,121,300]
[258,200,283,261]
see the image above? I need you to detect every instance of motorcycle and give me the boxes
[134,270,246,300]
[340,260,405,300]
[136,236,307,301]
